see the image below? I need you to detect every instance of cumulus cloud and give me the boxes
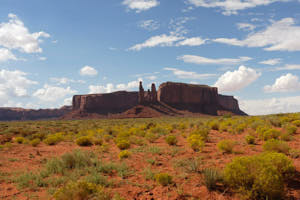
[214,65,261,92]
[122,0,159,13]
[63,97,72,106]
[239,96,300,115]
[264,73,300,93]
[186,0,292,15]
[79,66,98,76]
[272,64,300,71]
[0,69,37,105]
[176,37,206,46]
[88,79,142,94]
[0,13,50,53]
[214,18,300,52]
[178,55,252,65]
[164,67,216,79]
[237,23,256,31]
[139,20,160,31]
[259,58,281,65]
[50,77,85,85]
[33,84,77,102]
[0,48,17,62]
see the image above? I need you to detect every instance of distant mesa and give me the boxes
[66,81,246,119]
[0,81,246,121]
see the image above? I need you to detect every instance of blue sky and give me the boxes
[0,0,300,115]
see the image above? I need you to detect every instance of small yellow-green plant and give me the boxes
[15,137,25,144]
[245,135,255,144]
[209,121,219,130]
[155,173,172,186]
[292,120,300,127]
[93,138,103,146]
[217,140,235,153]
[165,135,177,146]
[116,140,130,150]
[76,136,93,146]
[30,138,40,147]
[118,150,131,160]
[263,139,290,155]
[43,134,63,145]
[260,129,281,141]
[187,134,205,152]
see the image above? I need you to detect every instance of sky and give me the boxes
[0,0,300,115]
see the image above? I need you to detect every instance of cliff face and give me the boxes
[0,106,71,121]
[72,91,138,114]
[157,82,219,115]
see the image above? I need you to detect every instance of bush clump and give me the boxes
[209,121,219,130]
[203,168,222,191]
[15,137,25,144]
[187,134,205,152]
[260,129,281,141]
[116,140,130,150]
[217,140,235,153]
[30,138,40,147]
[53,180,110,200]
[43,134,63,145]
[224,152,295,199]
[263,139,290,155]
[118,150,131,160]
[165,135,177,146]
[155,173,172,186]
[76,136,93,146]
[292,120,300,127]
[245,135,255,144]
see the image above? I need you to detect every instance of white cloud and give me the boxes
[146,75,157,80]
[0,69,37,105]
[214,65,261,92]
[214,18,300,52]
[0,13,50,53]
[50,77,86,85]
[178,55,252,65]
[33,84,77,102]
[139,20,160,31]
[259,58,281,65]
[79,66,98,76]
[176,37,206,46]
[0,48,17,62]
[129,34,183,51]
[63,97,72,106]
[122,0,159,13]
[186,0,291,15]
[116,79,142,90]
[272,64,300,71]
[38,57,47,61]
[237,23,256,31]
[239,96,300,115]
[164,67,216,79]
[89,84,115,94]
[264,73,300,93]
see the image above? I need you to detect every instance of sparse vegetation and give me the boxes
[155,173,173,186]
[217,139,235,153]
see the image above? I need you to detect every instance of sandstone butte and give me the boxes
[0,81,247,121]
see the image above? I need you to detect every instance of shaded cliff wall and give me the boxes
[157,82,219,115]
[0,106,71,121]
[72,91,139,114]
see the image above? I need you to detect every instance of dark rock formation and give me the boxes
[138,82,158,104]
[72,91,138,114]
[218,94,247,115]
[0,106,71,121]
[157,82,219,115]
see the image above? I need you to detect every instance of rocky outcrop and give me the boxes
[72,91,138,114]
[0,106,71,121]
[218,95,247,115]
[138,82,158,104]
[157,82,219,115]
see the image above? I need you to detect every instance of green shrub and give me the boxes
[263,139,290,155]
[145,132,159,143]
[235,123,247,134]
[269,117,282,127]
[285,125,297,135]
[203,168,222,191]
[165,135,177,146]
[76,136,93,146]
[53,181,110,200]
[245,135,255,144]
[118,150,131,160]
[116,140,130,150]
[209,121,219,130]
[44,134,63,145]
[280,133,292,141]
[15,137,25,144]
[292,120,300,127]
[190,128,209,141]
[260,129,281,141]
[224,152,295,199]
[289,149,300,158]
[155,173,172,186]
[187,134,205,152]
[217,140,235,153]
[30,138,40,147]
[93,138,103,146]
